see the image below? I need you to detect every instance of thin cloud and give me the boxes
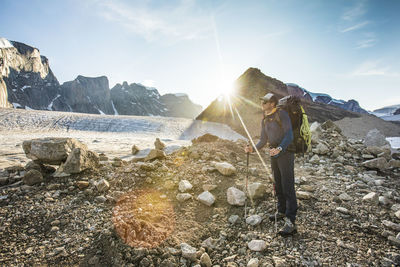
[356,38,377,49]
[93,0,214,42]
[352,61,399,77]
[342,1,366,21]
[341,21,369,33]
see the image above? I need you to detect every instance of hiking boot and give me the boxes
[269,212,285,221]
[278,217,297,236]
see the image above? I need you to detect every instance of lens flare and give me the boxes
[112,190,175,248]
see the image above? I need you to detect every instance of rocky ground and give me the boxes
[1,119,400,266]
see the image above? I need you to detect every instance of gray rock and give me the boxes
[228,215,240,224]
[247,258,259,267]
[338,192,353,201]
[246,215,262,226]
[145,149,166,161]
[131,145,140,155]
[336,207,350,214]
[62,147,99,174]
[364,129,390,147]
[247,183,266,200]
[227,187,246,206]
[272,256,287,267]
[395,210,400,219]
[179,180,193,192]
[96,179,110,192]
[176,193,192,202]
[197,191,215,206]
[22,170,43,186]
[200,252,212,267]
[94,196,107,203]
[379,196,391,206]
[314,143,329,155]
[309,154,320,164]
[215,162,236,176]
[23,138,87,165]
[248,240,267,252]
[201,237,218,250]
[382,220,400,232]
[362,157,388,171]
[154,138,166,150]
[389,159,400,168]
[362,192,379,204]
[0,177,8,186]
[388,236,400,247]
[181,243,197,261]
[297,191,312,200]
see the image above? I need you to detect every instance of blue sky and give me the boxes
[1,0,399,111]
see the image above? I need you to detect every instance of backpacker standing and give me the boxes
[245,93,298,236]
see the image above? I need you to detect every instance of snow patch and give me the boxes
[25,106,33,110]
[47,94,61,110]
[97,109,105,115]
[330,99,345,105]
[111,101,119,115]
[380,114,400,122]
[12,103,21,108]
[387,137,400,149]
[0,38,13,48]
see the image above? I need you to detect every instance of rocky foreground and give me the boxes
[1,122,400,266]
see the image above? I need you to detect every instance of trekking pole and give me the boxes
[245,150,249,220]
[273,182,278,234]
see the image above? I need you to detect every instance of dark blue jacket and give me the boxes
[255,109,293,156]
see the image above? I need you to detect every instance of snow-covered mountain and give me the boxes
[371,104,400,122]
[0,37,202,118]
[286,83,368,114]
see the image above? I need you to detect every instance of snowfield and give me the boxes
[0,108,245,168]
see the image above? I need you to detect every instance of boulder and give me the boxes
[227,187,246,206]
[197,191,215,206]
[145,149,166,161]
[362,157,388,171]
[154,138,166,150]
[22,170,43,186]
[22,138,87,165]
[247,183,266,200]
[215,162,236,176]
[62,147,99,174]
[364,129,390,147]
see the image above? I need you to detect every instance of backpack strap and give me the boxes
[274,109,282,129]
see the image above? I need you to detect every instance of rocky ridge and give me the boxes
[0,38,202,119]
[1,122,400,266]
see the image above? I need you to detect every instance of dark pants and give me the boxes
[271,151,297,223]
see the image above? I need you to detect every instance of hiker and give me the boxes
[245,93,298,236]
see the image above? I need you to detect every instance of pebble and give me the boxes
[247,258,259,267]
[197,191,215,206]
[228,215,240,224]
[181,243,197,261]
[248,240,267,252]
[200,252,212,267]
[246,215,262,226]
[336,207,350,215]
[227,187,246,206]
[176,193,192,202]
[179,180,193,192]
